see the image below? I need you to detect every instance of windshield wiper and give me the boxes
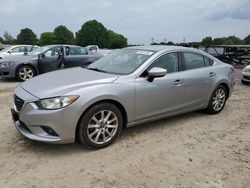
[86,67,108,73]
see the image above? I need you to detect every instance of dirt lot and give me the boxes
[0,70,249,188]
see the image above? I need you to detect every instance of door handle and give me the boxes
[209,72,216,77]
[174,80,183,86]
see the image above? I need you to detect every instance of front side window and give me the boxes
[183,52,205,70]
[144,53,179,75]
[44,47,61,57]
[11,47,23,53]
[87,49,154,75]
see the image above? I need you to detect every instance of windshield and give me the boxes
[0,46,13,53]
[87,49,155,75]
[28,46,49,55]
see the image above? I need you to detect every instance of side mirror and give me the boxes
[147,67,167,82]
[7,50,12,54]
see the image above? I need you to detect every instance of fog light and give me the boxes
[41,126,58,136]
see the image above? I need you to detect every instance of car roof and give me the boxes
[44,44,83,48]
[125,45,190,52]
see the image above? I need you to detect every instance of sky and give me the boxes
[0,0,250,44]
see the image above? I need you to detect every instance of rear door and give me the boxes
[38,46,62,73]
[180,51,215,109]
[135,52,185,121]
[64,47,91,68]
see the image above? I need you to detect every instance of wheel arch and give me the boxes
[75,99,128,142]
[215,82,230,99]
[15,63,38,78]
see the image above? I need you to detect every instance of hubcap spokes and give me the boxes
[87,110,118,144]
[212,89,225,111]
[19,68,33,80]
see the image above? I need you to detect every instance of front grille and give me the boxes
[14,95,25,111]
[243,75,250,80]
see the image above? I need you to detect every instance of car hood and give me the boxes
[20,67,119,99]
[0,54,37,63]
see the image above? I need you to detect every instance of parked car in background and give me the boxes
[11,45,235,149]
[99,49,112,56]
[0,44,103,81]
[0,45,39,59]
[86,45,100,54]
[241,65,250,84]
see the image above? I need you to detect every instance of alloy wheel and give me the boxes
[19,67,34,81]
[212,88,226,112]
[87,110,118,144]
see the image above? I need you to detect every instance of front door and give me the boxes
[135,52,185,122]
[38,46,62,74]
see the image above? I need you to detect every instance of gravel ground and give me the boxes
[0,69,249,188]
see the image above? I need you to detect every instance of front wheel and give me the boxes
[207,85,227,114]
[16,65,36,81]
[78,102,123,149]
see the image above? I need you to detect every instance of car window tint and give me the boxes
[183,52,205,70]
[69,47,87,55]
[90,46,97,51]
[11,47,23,53]
[44,47,61,57]
[147,53,178,74]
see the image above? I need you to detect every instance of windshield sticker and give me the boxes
[136,51,154,56]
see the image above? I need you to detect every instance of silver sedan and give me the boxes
[11,46,235,149]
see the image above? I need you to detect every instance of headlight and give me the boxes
[0,61,15,68]
[37,96,79,110]
[243,68,250,73]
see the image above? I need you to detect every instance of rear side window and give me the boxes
[204,56,214,66]
[183,52,205,70]
[68,47,87,55]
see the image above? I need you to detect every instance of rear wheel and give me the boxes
[207,85,227,114]
[78,102,123,149]
[16,65,36,81]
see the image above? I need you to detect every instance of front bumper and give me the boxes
[12,85,79,144]
[242,72,250,82]
[0,67,16,78]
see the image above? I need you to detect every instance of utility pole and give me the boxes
[151,37,154,44]
[183,37,186,44]
[164,38,167,43]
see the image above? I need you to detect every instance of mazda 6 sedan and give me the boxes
[11,45,235,149]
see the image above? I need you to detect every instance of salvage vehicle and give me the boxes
[200,45,250,66]
[0,45,103,81]
[11,45,235,149]
[241,65,250,84]
[0,45,39,59]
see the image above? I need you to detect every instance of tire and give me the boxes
[207,85,227,114]
[16,65,36,82]
[78,102,123,149]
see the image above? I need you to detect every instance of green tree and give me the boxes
[201,36,213,46]
[76,20,110,48]
[39,32,57,46]
[213,37,226,45]
[16,28,37,44]
[108,30,127,49]
[244,35,250,44]
[226,36,241,45]
[167,41,174,45]
[0,36,4,44]
[3,31,16,44]
[54,25,74,44]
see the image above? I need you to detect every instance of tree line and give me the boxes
[0,20,128,49]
